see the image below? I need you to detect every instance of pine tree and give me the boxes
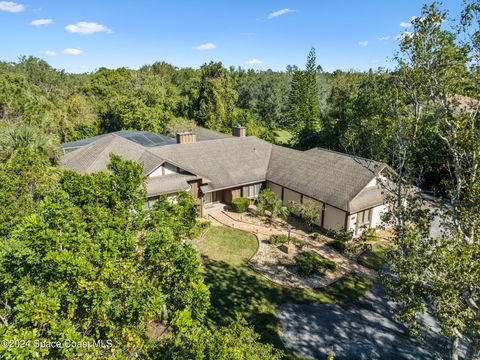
[286,48,321,139]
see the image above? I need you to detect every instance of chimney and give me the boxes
[232,124,246,137]
[176,132,197,144]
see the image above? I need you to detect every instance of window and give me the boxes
[357,209,371,226]
[243,183,261,198]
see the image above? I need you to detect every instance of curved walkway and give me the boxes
[208,211,376,282]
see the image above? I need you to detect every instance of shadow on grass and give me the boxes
[201,254,372,357]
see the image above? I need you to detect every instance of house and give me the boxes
[61,126,389,236]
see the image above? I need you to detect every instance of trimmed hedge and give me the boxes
[327,240,347,253]
[232,197,249,213]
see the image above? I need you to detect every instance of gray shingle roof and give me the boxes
[146,173,196,197]
[195,127,232,141]
[61,133,164,175]
[266,146,386,211]
[61,130,387,212]
[148,136,272,191]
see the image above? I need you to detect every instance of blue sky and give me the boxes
[0,0,464,73]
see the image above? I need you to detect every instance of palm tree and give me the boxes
[0,125,61,163]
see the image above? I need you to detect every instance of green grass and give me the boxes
[195,225,372,359]
[357,242,392,271]
[273,129,293,144]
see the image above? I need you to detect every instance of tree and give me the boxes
[291,201,323,231]
[286,48,322,142]
[0,155,210,358]
[194,62,239,131]
[379,3,480,359]
[255,189,289,221]
[157,315,283,360]
[0,125,60,164]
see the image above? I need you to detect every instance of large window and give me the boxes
[243,183,261,198]
[357,209,371,228]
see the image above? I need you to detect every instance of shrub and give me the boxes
[269,234,304,246]
[319,258,338,272]
[232,197,249,213]
[269,234,288,244]
[310,232,321,240]
[327,240,347,253]
[190,220,211,239]
[326,229,354,242]
[361,227,378,242]
[296,251,320,276]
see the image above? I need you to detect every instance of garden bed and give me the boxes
[249,235,348,290]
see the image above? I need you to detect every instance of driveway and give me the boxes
[277,284,449,359]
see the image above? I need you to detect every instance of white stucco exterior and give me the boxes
[371,204,388,228]
[323,205,346,231]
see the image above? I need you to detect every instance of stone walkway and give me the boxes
[208,211,376,286]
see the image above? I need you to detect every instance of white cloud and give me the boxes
[65,21,112,35]
[44,50,56,56]
[268,8,296,19]
[376,36,390,41]
[358,41,369,46]
[400,21,412,28]
[193,42,216,51]
[246,58,262,65]
[61,48,83,55]
[30,18,53,26]
[0,1,24,12]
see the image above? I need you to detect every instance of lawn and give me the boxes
[194,225,372,359]
[357,242,393,271]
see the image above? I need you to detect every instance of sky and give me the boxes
[0,0,465,73]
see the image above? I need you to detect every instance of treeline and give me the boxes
[0,48,464,191]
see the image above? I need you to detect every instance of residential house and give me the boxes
[61,126,389,236]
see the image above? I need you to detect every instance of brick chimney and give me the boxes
[176,132,197,144]
[232,124,246,137]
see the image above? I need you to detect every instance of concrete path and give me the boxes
[277,283,449,360]
[209,211,376,280]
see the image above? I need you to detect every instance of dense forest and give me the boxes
[0,0,479,359]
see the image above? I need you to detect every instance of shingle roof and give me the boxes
[146,173,196,197]
[148,136,272,191]
[195,127,232,142]
[266,146,386,211]
[60,133,164,175]
[61,130,387,212]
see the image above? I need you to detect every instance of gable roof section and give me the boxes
[61,133,164,175]
[148,136,272,191]
[267,146,386,212]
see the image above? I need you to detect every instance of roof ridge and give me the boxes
[308,147,383,165]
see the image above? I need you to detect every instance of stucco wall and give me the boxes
[348,213,357,233]
[323,205,346,231]
[302,196,324,226]
[283,188,301,206]
[371,204,388,228]
[266,181,282,200]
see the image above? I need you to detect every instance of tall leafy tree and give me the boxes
[194,62,238,131]
[379,3,480,359]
